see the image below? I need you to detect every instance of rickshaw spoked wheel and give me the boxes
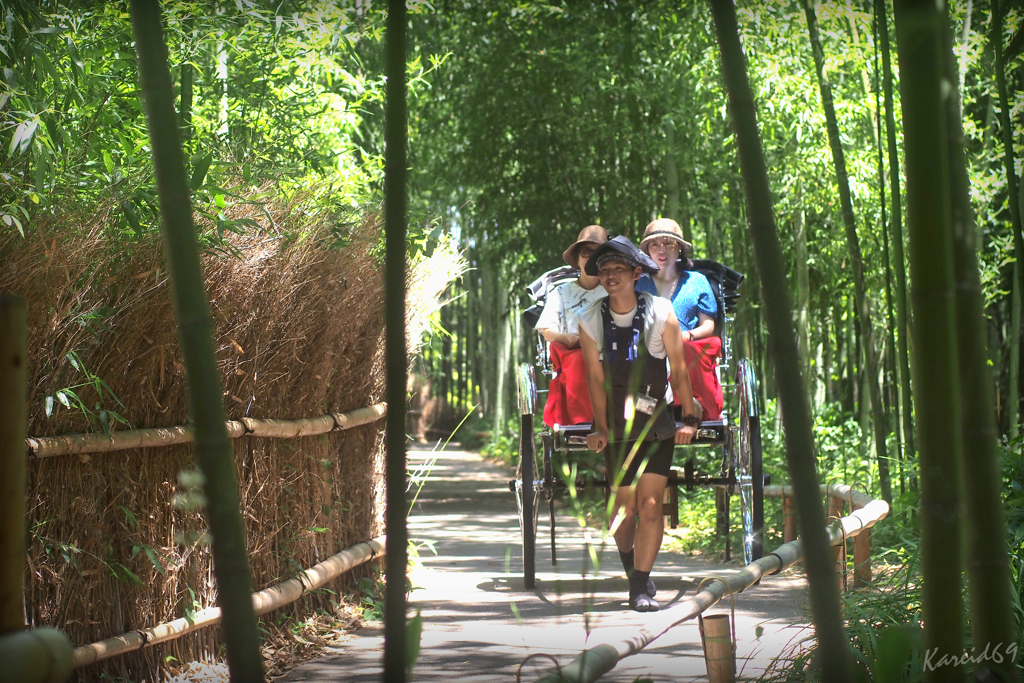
[736,359,765,565]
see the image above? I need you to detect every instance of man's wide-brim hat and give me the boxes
[584,235,660,276]
[639,218,693,255]
[562,224,610,266]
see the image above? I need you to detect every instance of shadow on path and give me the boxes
[279,445,811,682]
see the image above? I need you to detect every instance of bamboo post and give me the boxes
[783,494,797,543]
[0,628,74,683]
[383,0,409,680]
[701,614,735,683]
[0,296,27,635]
[0,297,74,682]
[828,495,846,590]
[128,2,264,679]
[852,502,871,586]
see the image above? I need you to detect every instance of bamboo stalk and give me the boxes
[893,1,966,677]
[874,0,916,469]
[25,404,387,459]
[532,486,888,683]
[802,0,892,504]
[129,1,263,678]
[0,296,27,635]
[383,0,409,680]
[707,1,851,680]
[992,0,1024,439]
[942,3,1019,678]
[72,537,385,667]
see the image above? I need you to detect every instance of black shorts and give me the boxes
[604,438,675,487]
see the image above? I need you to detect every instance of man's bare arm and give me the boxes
[663,311,697,444]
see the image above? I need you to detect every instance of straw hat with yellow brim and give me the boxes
[562,224,610,266]
[639,218,692,255]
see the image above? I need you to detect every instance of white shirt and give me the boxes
[535,280,607,336]
[576,292,673,360]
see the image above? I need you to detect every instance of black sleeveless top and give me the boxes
[600,296,675,442]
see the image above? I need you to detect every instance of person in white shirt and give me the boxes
[578,236,698,612]
[535,225,609,426]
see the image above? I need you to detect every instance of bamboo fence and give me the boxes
[73,536,385,668]
[25,404,386,459]
[532,483,889,683]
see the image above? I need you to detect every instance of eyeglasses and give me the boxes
[648,239,679,252]
[578,247,595,259]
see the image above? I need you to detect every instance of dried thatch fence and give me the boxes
[0,201,464,682]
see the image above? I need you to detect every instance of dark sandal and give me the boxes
[629,593,661,612]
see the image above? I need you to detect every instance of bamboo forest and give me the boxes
[3,0,1024,681]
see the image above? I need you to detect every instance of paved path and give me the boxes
[280,445,811,682]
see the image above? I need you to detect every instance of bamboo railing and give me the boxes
[533,484,889,683]
[72,536,386,668]
[25,404,387,459]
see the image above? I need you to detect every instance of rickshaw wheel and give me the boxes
[515,364,541,588]
[736,359,765,564]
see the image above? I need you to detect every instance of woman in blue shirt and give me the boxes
[635,219,717,338]
[635,218,722,420]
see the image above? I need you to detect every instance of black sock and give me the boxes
[619,549,635,576]
[629,569,651,598]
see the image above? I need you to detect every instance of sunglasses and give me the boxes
[648,239,679,251]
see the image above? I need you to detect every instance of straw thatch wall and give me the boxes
[0,198,462,682]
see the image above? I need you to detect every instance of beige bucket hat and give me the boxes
[639,218,692,255]
[562,224,610,266]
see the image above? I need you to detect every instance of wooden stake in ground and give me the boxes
[707,1,851,680]
[892,0,966,677]
[128,1,264,680]
[383,0,409,681]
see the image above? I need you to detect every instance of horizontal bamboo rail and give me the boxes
[26,403,387,459]
[534,484,889,683]
[72,536,386,668]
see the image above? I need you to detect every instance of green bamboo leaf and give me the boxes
[56,390,71,408]
[45,395,54,416]
[189,154,212,190]
[214,193,226,209]
[9,119,39,155]
[102,150,114,174]
[406,610,422,674]
[65,351,81,371]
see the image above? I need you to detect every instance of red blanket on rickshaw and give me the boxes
[542,337,723,427]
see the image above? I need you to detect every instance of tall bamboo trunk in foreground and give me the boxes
[128,2,264,680]
[802,0,892,504]
[942,4,1018,678]
[992,0,1024,438]
[874,0,916,470]
[383,0,409,680]
[708,1,851,680]
[892,1,965,678]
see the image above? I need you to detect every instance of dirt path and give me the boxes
[279,444,812,682]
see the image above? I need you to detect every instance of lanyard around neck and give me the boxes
[602,295,646,364]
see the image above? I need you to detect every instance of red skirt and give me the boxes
[673,337,724,420]
[543,342,594,427]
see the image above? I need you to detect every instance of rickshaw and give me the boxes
[509,259,766,589]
